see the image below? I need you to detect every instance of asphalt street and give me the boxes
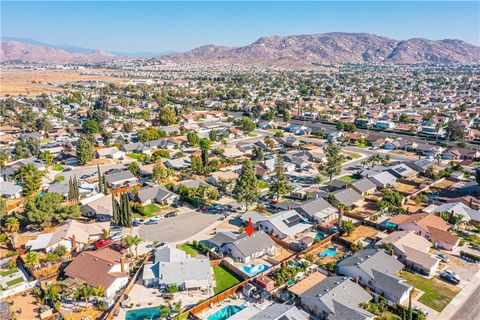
[138,210,219,243]
[450,287,480,320]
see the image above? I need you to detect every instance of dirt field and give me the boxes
[0,69,126,96]
[340,225,378,242]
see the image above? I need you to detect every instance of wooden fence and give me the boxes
[268,235,302,253]
[104,254,151,320]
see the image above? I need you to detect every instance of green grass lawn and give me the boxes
[176,243,202,256]
[213,265,243,294]
[378,311,402,320]
[52,164,65,171]
[0,269,18,277]
[399,270,459,312]
[133,203,164,218]
[6,277,24,287]
[338,175,358,183]
[471,162,480,168]
[455,231,480,247]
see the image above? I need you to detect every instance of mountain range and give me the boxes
[1,33,479,67]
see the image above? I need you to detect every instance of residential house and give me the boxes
[133,185,179,206]
[105,170,138,190]
[388,214,460,250]
[164,157,191,170]
[142,246,212,291]
[368,171,398,189]
[25,219,109,253]
[331,188,362,207]
[0,181,22,199]
[207,171,239,188]
[254,210,313,239]
[206,230,276,263]
[300,276,374,320]
[336,249,412,304]
[229,303,310,320]
[294,198,339,224]
[348,179,377,196]
[80,194,113,222]
[64,247,129,299]
[96,147,125,159]
[387,163,417,179]
[376,231,440,276]
[429,202,480,226]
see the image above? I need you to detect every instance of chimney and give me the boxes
[355,277,359,284]
[71,234,77,252]
[120,256,125,273]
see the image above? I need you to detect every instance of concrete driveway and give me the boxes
[138,210,219,243]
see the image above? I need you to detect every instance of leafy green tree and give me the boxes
[199,138,212,166]
[233,160,260,211]
[320,142,344,182]
[209,130,217,142]
[24,192,79,227]
[24,251,39,268]
[76,134,95,165]
[82,119,100,134]
[39,150,54,167]
[26,137,41,157]
[191,155,203,173]
[341,219,355,236]
[446,121,465,141]
[112,194,120,225]
[269,155,292,200]
[128,161,141,176]
[0,197,7,219]
[242,116,256,133]
[187,131,200,146]
[14,141,30,159]
[15,163,43,196]
[152,160,171,184]
[283,110,291,123]
[158,106,177,125]
[124,235,142,257]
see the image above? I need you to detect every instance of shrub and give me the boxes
[44,252,59,263]
[165,284,179,293]
[54,245,67,256]
[460,250,480,262]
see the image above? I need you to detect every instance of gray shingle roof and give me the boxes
[332,188,362,206]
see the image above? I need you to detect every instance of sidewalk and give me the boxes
[431,268,480,320]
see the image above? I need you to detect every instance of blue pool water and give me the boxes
[385,221,397,228]
[208,305,245,320]
[315,232,329,240]
[240,264,270,275]
[125,307,160,320]
[318,249,338,257]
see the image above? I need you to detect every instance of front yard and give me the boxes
[176,243,203,256]
[399,270,459,312]
[213,265,243,294]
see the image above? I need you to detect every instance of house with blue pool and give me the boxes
[205,230,276,263]
[142,246,212,291]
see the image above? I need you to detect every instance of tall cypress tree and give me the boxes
[98,164,103,193]
[103,175,108,195]
[112,194,120,225]
[73,175,79,202]
[68,177,74,201]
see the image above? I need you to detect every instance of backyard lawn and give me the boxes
[399,270,459,312]
[0,269,18,277]
[338,175,358,183]
[213,265,243,294]
[176,243,202,256]
[6,277,24,287]
[454,231,480,247]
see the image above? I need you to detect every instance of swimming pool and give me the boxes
[240,264,269,275]
[207,305,245,320]
[385,221,397,228]
[125,306,160,320]
[315,232,329,240]
[318,249,338,257]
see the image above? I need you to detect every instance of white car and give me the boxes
[149,215,164,222]
[109,232,124,241]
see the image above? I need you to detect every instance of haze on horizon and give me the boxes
[1,1,479,54]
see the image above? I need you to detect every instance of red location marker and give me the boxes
[246,217,254,237]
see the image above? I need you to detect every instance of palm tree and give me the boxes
[91,286,105,303]
[44,284,61,310]
[75,284,93,307]
[124,235,142,257]
[5,217,19,248]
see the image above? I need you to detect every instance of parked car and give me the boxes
[94,238,112,248]
[63,168,72,172]
[440,270,460,284]
[149,215,164,222]
[165,211,177,218]
[110,225,123,232]
[145,219,158,225]
[109,232,124,241]
[436,253,450,263]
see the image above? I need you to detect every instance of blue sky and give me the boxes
[1,1,479,53]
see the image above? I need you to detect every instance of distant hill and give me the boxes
[1,33,479,66]
[1,40,117,64]
[164,32,480,67]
